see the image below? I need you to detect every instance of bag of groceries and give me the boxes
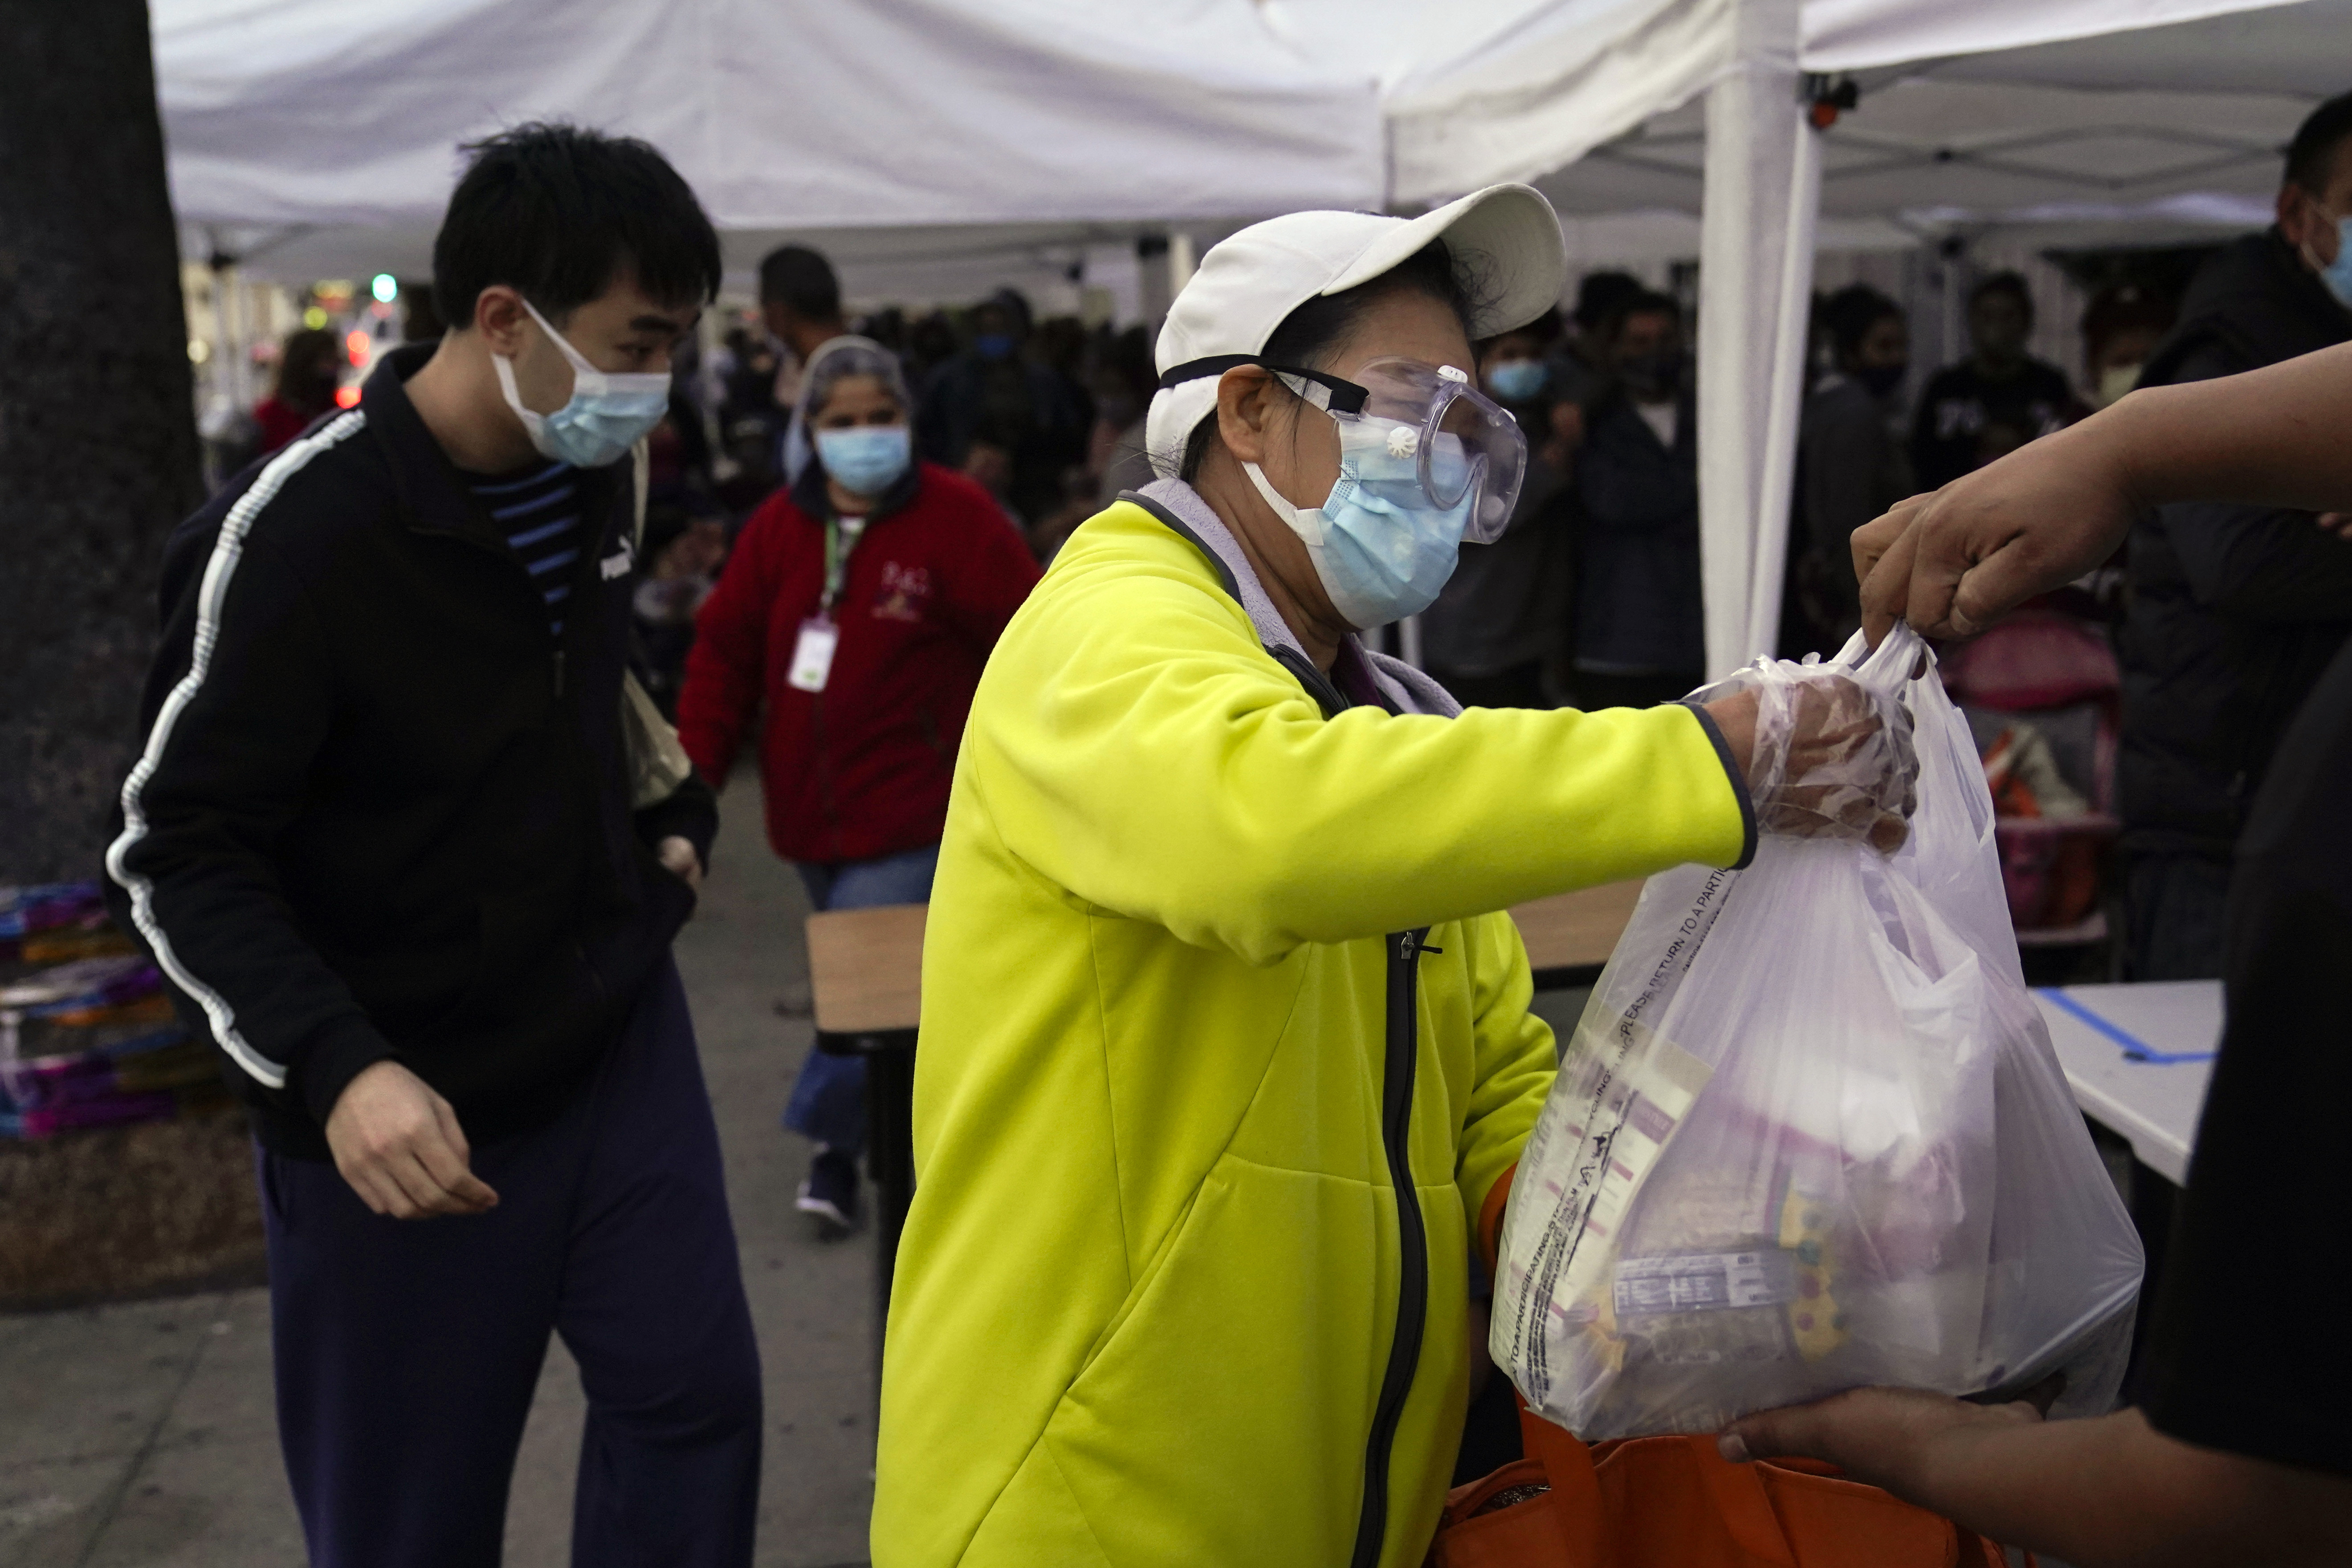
[1493,624,2144,1439]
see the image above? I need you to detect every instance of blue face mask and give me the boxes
[1244,416,1475,629]
[815,424,912,496]
[2311,216,2352,312]
[974,332,1016,361]
[1484,358,1548,403]
[493,297,673,468]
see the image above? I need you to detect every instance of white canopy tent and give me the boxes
[154,0,2338,672]
[1383,0,2337,674]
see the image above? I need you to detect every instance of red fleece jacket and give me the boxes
[677,462,1039,865]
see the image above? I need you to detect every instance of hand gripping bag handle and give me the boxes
[1836,620,1931,696]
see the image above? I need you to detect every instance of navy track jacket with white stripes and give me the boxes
[105,344,719,1159]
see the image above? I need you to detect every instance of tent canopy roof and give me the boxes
[158,0,2336,284]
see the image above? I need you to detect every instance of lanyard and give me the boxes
[819,510,869,618]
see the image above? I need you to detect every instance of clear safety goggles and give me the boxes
[1162,353,1529,542]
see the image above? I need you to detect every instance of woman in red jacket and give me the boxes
[677,335,1039,1234]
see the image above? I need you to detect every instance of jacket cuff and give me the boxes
[1680,702,1758,870]
[1479,1162,1519,1276]
[297,1014,400,1126]
[635,769,720,869]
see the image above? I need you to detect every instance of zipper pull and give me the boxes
[553,650,567,697]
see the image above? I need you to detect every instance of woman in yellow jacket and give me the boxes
[873,186,1915,1567]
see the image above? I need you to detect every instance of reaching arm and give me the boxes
[1854,340,2352,641]
[1723,1394,2352,1568]
[968,554,1750,965]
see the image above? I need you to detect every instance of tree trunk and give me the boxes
[0,1,260,1315]
[0,0,202,886]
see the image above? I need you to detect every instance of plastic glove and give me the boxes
[1696,663,1918,853]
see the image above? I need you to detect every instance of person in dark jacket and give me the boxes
[2117,90,2352,979]
[1422,309,1577,707]
[1571,290,1704,709]
[1792,284,1913,653]
[677,335,1039,1233]
[914,287,1092,528]
[105,125,761,1567]
[1909,272,2076,493]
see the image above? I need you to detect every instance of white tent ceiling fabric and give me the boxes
[156,0,1385,235]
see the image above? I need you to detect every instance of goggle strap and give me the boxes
[1158,355,1369,415]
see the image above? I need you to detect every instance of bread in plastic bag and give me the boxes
[1492,625,2144,1438]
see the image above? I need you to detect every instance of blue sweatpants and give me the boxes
[258,957,762,1568]
[782,843,939,1155]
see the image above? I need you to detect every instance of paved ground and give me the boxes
[1,778,1603,1568]
[1,781,877,1568]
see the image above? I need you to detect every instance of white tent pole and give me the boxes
[1695,0,1803,680]
[1745,103,1823,662]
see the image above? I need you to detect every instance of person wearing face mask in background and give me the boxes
[1908,272,2075,493]
[2110,88,2352,982]
[871,187,1919,1568]
[1420,308,1580,708]
[1569,289,1707,710]
[676,337,1039,1235]
[915,286,1093,532]
[104,124,762,1566]
[1789,284,1914,654]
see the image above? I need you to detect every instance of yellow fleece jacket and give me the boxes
[873,497,1748,1566]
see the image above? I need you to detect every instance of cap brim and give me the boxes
[1321,183,1566,340]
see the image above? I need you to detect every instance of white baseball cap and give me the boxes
[1145,183,1567,477]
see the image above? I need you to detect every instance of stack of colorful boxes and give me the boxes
[0,884,220,1139]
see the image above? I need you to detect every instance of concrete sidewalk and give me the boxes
[1,780,877,1567]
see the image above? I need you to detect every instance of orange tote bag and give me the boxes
[1428,1408,2018,1568]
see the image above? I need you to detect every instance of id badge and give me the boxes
[787,617,839,692]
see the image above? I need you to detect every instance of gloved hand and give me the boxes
[1697,662,1919,853]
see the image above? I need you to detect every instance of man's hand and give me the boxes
[324,1060,498,1219]
[1852,420,2140,644]
[1718,1385,2046,1492]
[1720,1389,2352,1568]
[658,834,703,889]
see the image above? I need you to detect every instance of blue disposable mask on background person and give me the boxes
[816,425,913,496]
[2311,216,2352,311]
[1243,416,1476,629]
[1484,359,1548,404]
[493,297,673,468]
[974,333,1016,361]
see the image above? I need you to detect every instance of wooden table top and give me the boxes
[805,880,1642,1036]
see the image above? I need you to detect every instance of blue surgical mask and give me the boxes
[2309,216,2352,312]
[1484,359,1548,403]
[974,333,1016,361]
[1243,416,1475,629]
[815,424,912,496]
[493,297,673,468]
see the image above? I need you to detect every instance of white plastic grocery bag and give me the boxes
[1493,625,2144,1439]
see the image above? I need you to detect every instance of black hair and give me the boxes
[2287,90,2352,195]
[1599,289,1681,343]
[1818,283,1904,361]
[432,122,721,330]
[1572,270,1644,333]
[758,244,841,319]
[977,287,1035,338]
[1481,305,1564,356]
[1178,238,1476,481]
[1969,270,2035,327]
